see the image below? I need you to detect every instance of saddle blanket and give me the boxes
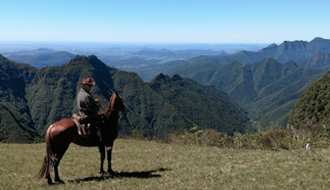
[72,119,90,137]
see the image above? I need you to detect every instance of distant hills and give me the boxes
[187,37,330,66]
[6,49,75,68]
[130,48,223,59]
[122,38,330,82]
[0,54,251,143]
[2,48,56,56]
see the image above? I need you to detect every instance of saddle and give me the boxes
[72,119,89,137]
[72,114,106,142]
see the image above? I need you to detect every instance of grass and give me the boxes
[1,139,330,189]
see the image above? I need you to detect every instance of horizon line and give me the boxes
[0,40,274,45]
[1,37,326,46]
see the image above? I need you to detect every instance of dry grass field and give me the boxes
[1,139,330,189]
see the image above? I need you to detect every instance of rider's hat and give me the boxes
[82,78,96,86]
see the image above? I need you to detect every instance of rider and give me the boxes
[74,78,101,127]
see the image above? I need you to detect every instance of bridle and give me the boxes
[102,92,125,122]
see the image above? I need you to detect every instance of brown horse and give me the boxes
[36,91,126,184]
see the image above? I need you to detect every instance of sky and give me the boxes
[1,0,330,44]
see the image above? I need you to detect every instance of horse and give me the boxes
[36,91,126,184]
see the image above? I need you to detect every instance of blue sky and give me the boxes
[1,0,329,43]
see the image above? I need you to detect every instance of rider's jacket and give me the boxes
[77,88,99,121]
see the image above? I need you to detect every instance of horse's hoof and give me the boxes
[47,179,52,185]
[99,170,107,175]
[107,170,115,176]
[55,179,65,184]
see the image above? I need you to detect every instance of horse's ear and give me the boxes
[108,91,112,96]
[115,91,119,96]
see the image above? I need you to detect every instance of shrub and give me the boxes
[290,122,328,148]
[131,128,144,140]
[200,129,220,146]
[129,122,330,150]
[219,136,235,148]
[32,136,45,143]
[259,129,291,150]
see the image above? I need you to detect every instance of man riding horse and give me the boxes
[37,84,126,184]
[73,78,102,137]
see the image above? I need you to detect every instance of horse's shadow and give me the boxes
[68,168,171,183]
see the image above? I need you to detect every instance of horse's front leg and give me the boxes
[98,145,106,174]
[106,145,114,175]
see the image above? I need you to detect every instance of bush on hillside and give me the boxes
[152,123,330,150]
[200,129,220,146]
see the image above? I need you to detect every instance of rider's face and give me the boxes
[83,84,93,91]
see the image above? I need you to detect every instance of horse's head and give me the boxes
[111,91,126,112]
[104,91,126,119]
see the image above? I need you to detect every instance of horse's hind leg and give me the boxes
[53,145,69,184]
[54,162,65,184]
[46,173,52,184]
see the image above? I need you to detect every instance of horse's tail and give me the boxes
[36,124,56,180]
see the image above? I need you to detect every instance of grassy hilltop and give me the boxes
[1,139,330,189]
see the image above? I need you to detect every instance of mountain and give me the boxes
[7,51,75,68]
[249,37,330,63]
[0,54,251,143]
[0,54,37,128]
[0,104,39,143]
[148,74,252,135]
[0,55,40,142]
[168,58,326,128]
[288,71,330,126]
[296,52,330,68]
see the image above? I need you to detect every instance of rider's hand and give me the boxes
[95,99,100,104]
[95,99,101,108]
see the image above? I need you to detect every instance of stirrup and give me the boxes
[81,124,87,136]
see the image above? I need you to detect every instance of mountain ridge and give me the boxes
[180,37,330,67]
